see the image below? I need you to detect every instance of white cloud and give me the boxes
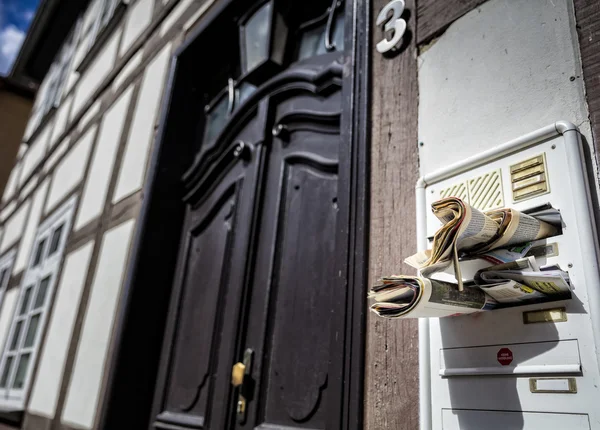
[22,9,35,22]
[0,25,26,75]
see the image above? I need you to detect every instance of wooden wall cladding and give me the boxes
[365,0,419,429]
[574,0,600,154]
[417,0,487,45]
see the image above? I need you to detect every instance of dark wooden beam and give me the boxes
[365,0,419,429]
[417,0,487,45]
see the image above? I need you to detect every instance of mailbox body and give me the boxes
[417,122,600,430]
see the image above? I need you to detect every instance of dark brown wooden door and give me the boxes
[151,57,347,430]
[151,112,267,429]
[239,91,344,430]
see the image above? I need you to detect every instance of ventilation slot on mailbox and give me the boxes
[439,182,469,202]
[438,169,504,211]
[467,168,504,211]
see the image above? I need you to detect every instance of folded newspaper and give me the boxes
[475,257,571,303]
[405,198,559,290]
[369,257,571,319]
[369,275,497,318]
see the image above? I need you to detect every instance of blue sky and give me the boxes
[0,0,40,76]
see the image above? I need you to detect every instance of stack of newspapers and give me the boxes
[370,197,570,319]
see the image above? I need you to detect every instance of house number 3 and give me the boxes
[376,0,407,53]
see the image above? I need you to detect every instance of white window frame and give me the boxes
[0,197,77,409]
[27,22,82,135]
[76,0,128,71]
[0,251,16,312]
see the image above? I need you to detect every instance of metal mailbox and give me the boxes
[416,121,600,430]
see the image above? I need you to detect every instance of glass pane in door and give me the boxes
[243,1,272,72]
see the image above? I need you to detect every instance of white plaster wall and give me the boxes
[28,242,95,418]
[120,0,154,56]
[184,0,215,31]
[61,220,135,429]
[77,100,101,133]
[43,138,70,175]
[160,0,194,36]
[14,180,49,273]
[0,289,19,353]
[418,0,590,176]
[46,126,96,213]
[113,44,171,202]
[20,175,39,199]
[0,201,31,253]
[71,29,121,120]
[20,123,53,185]
[2,162,21,202]
[50,96,74,147]
[0,202,16,224]
[112,51,142,91]
[75,87,134,229]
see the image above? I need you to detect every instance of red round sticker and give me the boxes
[497,347,513,366]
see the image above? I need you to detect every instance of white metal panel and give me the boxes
[442,409,590,430]
[416,122,600,429]
[61,220,135,429]
[440,340,580,376]
[28,242,94,418]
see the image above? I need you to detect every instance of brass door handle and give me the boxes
[231,348,253,423]
[231,362,246,387]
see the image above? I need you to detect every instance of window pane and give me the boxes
[34,276,51,309]
[0,269,7,289]
[236,82,257,108]
[297,13,344,61]
[203,93,229,145]
[33,239,47,267]
[0,356,14,388]
[9,321,23,351]
[48,224,64,256]
[19,286,33,315]
[23,315,40,348]
[243,1,271,72]
[12,354,30,389]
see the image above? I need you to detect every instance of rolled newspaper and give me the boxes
[405,198,559,290]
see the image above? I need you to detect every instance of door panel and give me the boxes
[152,138,263,429]
[240,91,344,430]
[264,162,338,427]
[164,185,237,419]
